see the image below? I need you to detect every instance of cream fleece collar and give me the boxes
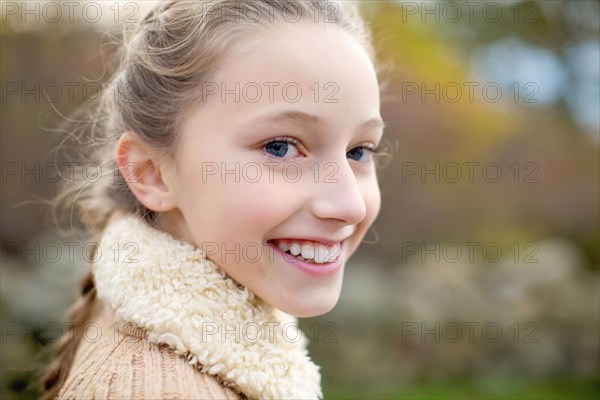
[93,214,322,399]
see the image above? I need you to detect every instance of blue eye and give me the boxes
[263,138,301,159]
[263,138,379,162]
[347,147,365,161]
[265,141,288,157]
[347,146,375,162]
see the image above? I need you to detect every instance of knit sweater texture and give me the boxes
[57,301,245,399]
[57,214,322,399]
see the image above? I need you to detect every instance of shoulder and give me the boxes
[58,301,245,400]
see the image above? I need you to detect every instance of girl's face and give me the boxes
[161,23,383,317]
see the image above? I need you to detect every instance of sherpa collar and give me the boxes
[93,214,322,399]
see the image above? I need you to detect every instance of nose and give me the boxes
[309,159,367,225]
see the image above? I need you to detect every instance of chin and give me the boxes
[278,292,341,318]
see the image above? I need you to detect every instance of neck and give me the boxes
[93,213,322,399]
[154,209,195,244]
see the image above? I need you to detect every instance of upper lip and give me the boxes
[267,237,347,246]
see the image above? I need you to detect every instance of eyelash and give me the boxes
[262,137,382,160]
[265,137,303,155]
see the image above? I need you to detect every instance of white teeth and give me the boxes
[272,239,341,264]
[289,243,302,256]
[328,243,341,262]
[314,243,329,263]
[301,243,315,259]
[317,243,340,263]
[276,241,290,253]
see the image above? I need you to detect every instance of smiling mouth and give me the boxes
[267,238,342,264]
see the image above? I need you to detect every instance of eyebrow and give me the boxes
[249,110,386,132]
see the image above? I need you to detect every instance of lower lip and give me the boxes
[267,241,344,276]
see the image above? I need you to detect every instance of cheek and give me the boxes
[348,179,381,254]
[207,181,298,238]
[362,176,382,226]
[368,181,382,223]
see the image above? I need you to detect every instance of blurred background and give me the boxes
[1,1,598,399]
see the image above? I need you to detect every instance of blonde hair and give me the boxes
[41,1,380,398]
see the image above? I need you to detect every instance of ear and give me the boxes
[116,131,176,212]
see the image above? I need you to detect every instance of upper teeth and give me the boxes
[273,239,340,264]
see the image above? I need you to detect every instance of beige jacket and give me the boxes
[58,301,245,399]
[57,214,322,399]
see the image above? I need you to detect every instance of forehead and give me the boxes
[219,22,378,97]
[183,22,381,137]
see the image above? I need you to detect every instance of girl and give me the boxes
[42,0,386,398]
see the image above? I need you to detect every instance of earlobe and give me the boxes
[116,131,176,212]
